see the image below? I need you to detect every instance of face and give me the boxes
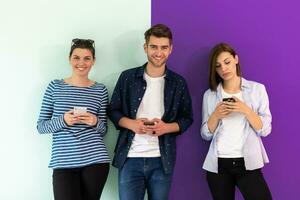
[144,36,172,69]
[69,48,95,77]
[215,51,239,81]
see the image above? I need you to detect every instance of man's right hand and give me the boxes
[119,117,148,134]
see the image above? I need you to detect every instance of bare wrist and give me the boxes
[127,118,136,131]
[244,107,252,116]
[212,111,220,121]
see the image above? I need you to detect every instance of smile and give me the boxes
[154,57,163,61]
[76,67,87,71]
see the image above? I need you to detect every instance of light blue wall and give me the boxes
[0,1,150,199]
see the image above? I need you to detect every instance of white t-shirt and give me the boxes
[127,72,165,157]
[216,87,247,158]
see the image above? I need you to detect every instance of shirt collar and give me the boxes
[240,77,251,90]
[136,62,171,80]
[136,63,147,77]
[216,77,250,99]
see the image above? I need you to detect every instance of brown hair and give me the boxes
[208,43,241,90]
[69,38,95,59]
[144,24,172,44]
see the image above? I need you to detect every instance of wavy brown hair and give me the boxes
[144,24,172,44]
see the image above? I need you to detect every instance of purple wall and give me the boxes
[152,0,300,199]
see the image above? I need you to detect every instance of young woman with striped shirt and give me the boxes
[37,39,110,200]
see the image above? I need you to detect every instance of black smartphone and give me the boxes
[144,121,155,126]
[223,97,236,102]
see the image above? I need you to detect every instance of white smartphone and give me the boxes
[73,106,87,116]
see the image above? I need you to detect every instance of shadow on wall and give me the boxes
[167,46,214,200]
[37,44,70,80]
[93,29,148,96]
[33,44,71,130]
[112,29,147,71]
[169,45,211,121]
[100,30,148,199]
[183,46,210,97]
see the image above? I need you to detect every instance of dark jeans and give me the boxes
[53,163,109,200]
[207,158,272,200]
[118,157,172,200]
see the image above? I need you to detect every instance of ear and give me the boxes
[169,44,173,54]
[234,55,239,64]
[143,43,147,53]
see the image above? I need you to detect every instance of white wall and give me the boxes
[0,0,150,199]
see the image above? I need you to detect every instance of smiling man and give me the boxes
[109,24,193,200]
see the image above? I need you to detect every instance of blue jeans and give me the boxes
[118,157,172,200]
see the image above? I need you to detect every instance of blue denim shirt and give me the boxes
[108,64,193,174]
[201,78,272,173]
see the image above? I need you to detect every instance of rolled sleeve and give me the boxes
[174,116,193,134]
[200,90,219,141]
[255,85,272,137]
[108,110,125,130]
[174,80,193,134]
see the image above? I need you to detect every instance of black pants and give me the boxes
[206,158,272,200]
[53,163,109,200]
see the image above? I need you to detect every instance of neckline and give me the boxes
[221,86,241,95]
[62,79,97,88]
[144,72,165,81]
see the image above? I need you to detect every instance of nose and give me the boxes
[220,64,227,72]
[155,49,163,57]
[78,59,85,66]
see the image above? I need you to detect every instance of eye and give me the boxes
[84,57,91,61]
[73,56,80,60]
[215,64,221,68]
[149,45,157,49]
[225,61,231,65]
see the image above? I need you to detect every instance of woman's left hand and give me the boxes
[223,96,251,115]
[78,112,98,126]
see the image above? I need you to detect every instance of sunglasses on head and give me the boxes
[71,38,95,47]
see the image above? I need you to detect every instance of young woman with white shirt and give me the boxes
[201,43,272,200]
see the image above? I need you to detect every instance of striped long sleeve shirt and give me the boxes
[37,79,110,169]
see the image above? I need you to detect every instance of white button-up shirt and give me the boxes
[201,78,272,173]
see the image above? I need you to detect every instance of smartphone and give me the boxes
[73,106,87,116]
[144,121,155,126]
[222,97,236,102]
